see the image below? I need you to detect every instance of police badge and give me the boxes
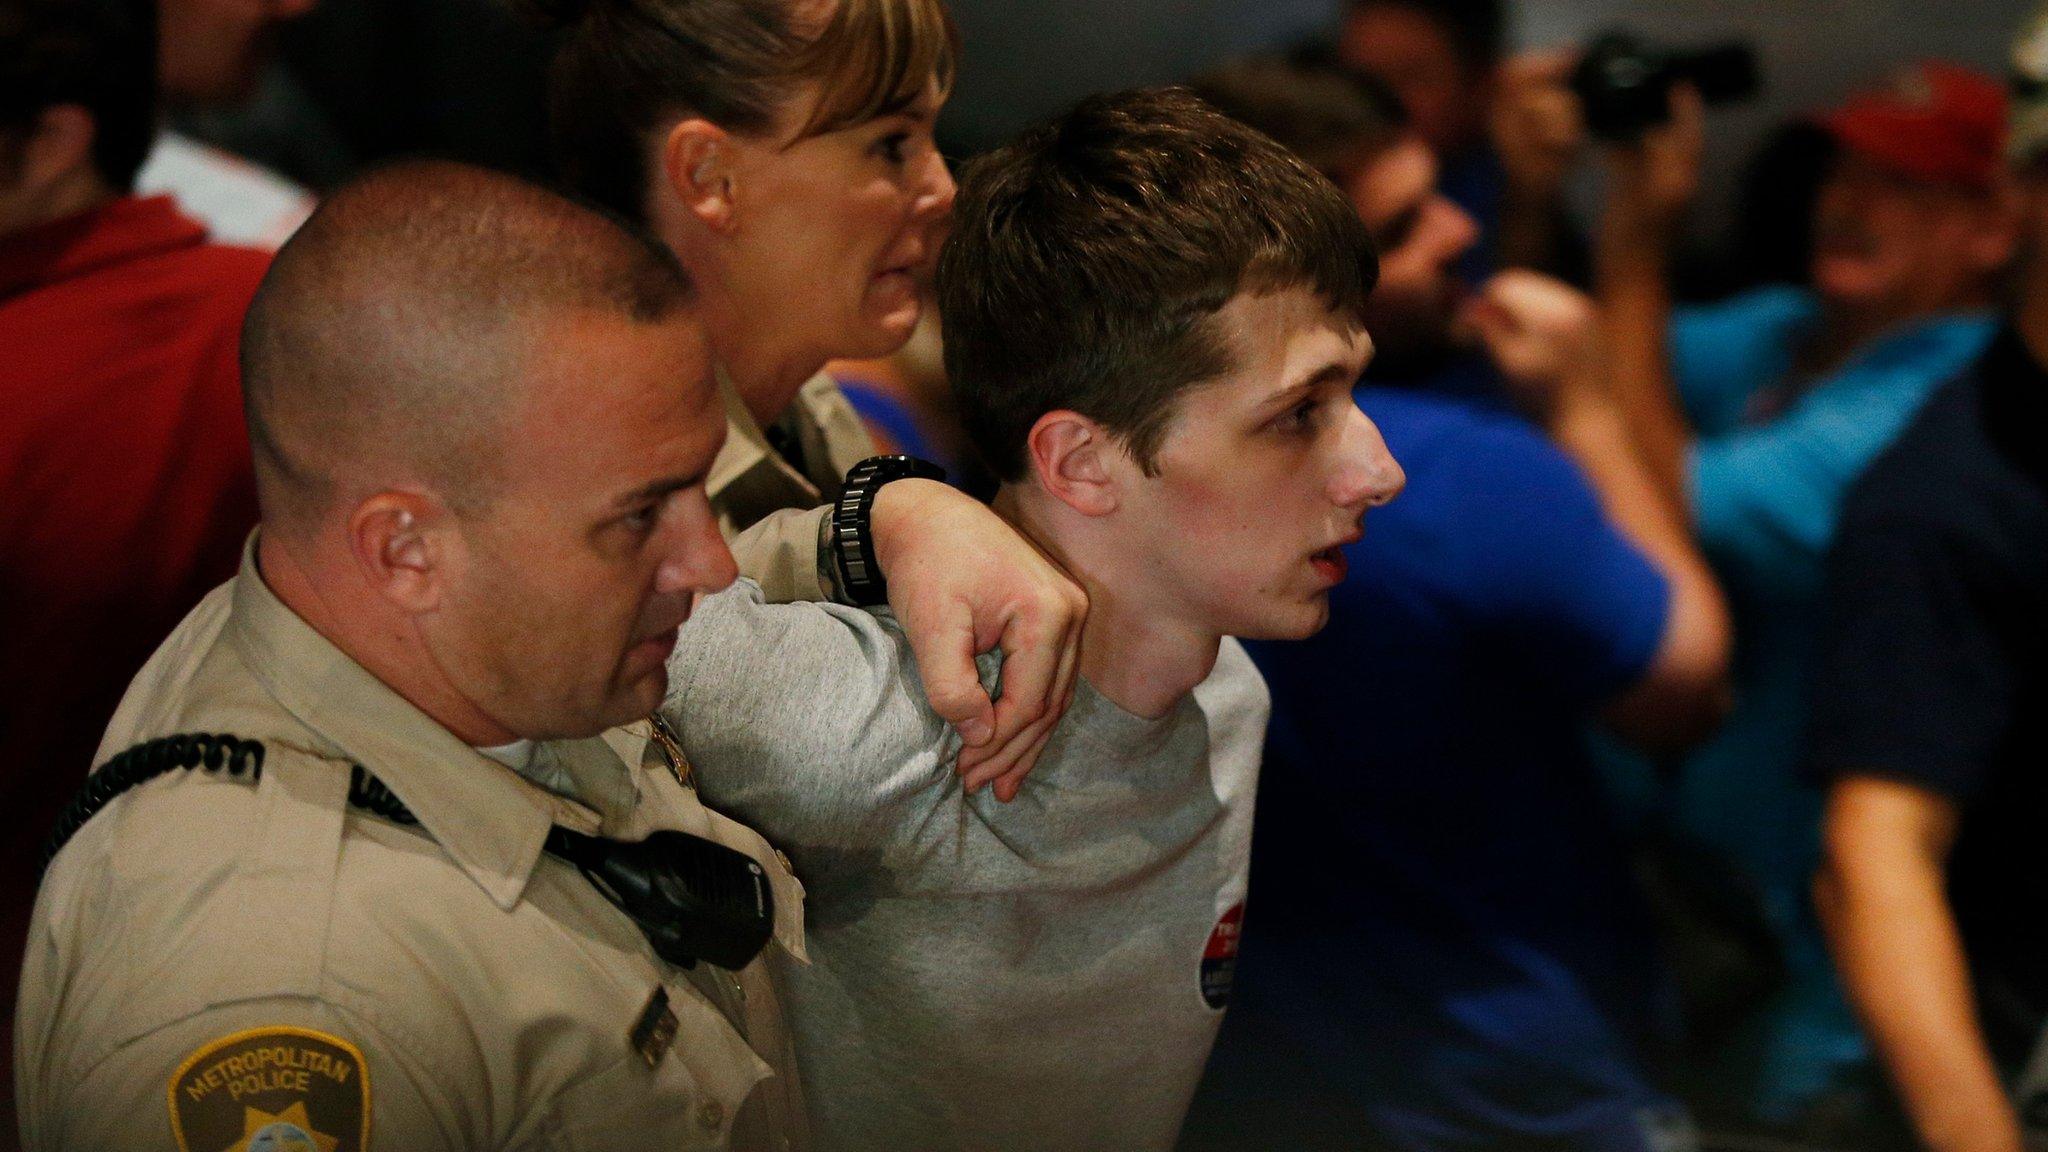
[168,1027,370,1152]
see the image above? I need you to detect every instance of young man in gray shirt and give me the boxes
[661,86,1406,1151]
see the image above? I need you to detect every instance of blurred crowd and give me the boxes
[4,0,2046,1149]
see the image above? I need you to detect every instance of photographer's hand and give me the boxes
[871,479,1087,801]
[1592,83,1705,515]
[1491,48,1587,275]
[1602,83,1705,249]
[1493,49,1585,202]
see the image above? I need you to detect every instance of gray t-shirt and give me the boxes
[663,581,1269,1152]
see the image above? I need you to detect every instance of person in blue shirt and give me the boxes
[1186,56,1731,1152]
[1595,61,2016,1128]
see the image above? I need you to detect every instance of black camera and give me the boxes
[1569,31,1761,142]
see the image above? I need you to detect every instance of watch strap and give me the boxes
[831,455,947,608]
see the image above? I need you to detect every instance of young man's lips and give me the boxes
[1309,546,1349,584]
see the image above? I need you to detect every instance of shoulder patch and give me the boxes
[168,1026,369,1152]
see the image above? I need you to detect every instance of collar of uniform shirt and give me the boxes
[707,363,811,502]
[223,535,606,912]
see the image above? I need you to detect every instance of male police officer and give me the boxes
[17,161,808,1149]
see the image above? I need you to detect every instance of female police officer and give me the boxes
[533,0,1086,797]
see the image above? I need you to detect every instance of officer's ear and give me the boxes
[662,118,740,234]
[348,490,450,614]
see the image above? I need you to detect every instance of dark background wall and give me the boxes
[250,0,2033,260]
[937,0,2033,243]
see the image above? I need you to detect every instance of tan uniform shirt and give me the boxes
[17,545,811,1151]
[715,371,877,603]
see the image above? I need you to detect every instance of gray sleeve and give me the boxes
[662,582,962,869]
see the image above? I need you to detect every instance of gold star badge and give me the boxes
[226,1101,340,1152]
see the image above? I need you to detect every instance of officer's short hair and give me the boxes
[242,160,694,524]
[0,0,157,191]
[937,86,1379,483]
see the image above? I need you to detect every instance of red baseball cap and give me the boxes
[1817,60,2008,190]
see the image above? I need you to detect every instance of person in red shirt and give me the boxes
[1,0,268,1127]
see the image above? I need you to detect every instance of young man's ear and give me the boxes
[661,118,739,233]
[347,491,450,614]
[1027,411,1123,517]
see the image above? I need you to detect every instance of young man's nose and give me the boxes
[1333,406,1406,510]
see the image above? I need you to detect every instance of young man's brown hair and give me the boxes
[938,85,1379,482]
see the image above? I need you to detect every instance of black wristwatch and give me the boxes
[829,455,948,608]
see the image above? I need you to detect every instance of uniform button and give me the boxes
[698,1100,726,1131]
[730,975,746,1002]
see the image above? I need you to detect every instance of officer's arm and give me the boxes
[727,504,833,603]
[1814,776,2024,1152]
[42,996,467,1150]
